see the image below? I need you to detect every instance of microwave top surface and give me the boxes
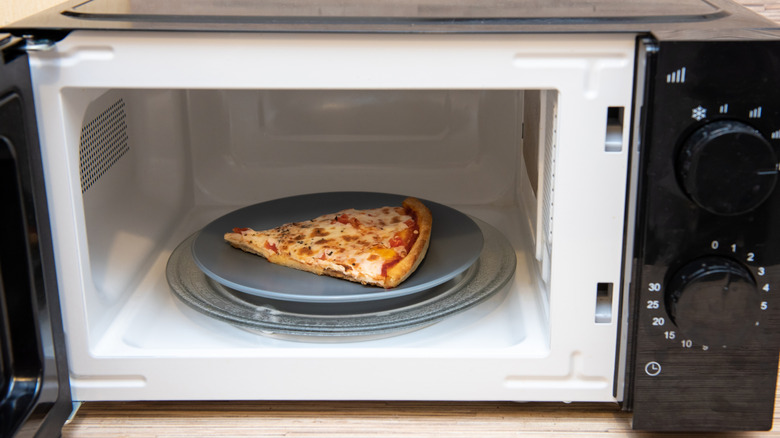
[4,0,780,40]
[56,0,727,20]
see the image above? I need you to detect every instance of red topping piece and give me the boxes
[335,214,360,228]
[389,236,405,248]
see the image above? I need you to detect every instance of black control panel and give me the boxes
[629,41,780,431]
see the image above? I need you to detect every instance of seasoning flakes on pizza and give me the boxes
[223,197,432,288]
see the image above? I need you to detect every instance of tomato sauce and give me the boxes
[264,241,278,253]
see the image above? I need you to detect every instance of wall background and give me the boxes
[2,0,65,27]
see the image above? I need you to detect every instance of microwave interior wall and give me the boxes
[29,31,638,403]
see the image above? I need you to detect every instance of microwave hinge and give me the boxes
[0,34,26,63]
[0,34,56,59]
[19,35,57,52]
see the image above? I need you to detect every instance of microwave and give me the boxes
[2,0,780,435]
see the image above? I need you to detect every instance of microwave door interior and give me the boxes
[0,38,73,437]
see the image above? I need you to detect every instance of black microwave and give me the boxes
[2,0,780,435]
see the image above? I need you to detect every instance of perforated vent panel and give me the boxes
[541,92,557,257]
[79,99,129,193]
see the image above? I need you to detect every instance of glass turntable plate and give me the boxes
[191,192,483,303]
[167,217,515,338]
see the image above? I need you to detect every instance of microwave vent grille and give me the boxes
[79,99,129,193]
[541,93,557,258]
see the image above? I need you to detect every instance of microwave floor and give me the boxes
[89,203,546,354]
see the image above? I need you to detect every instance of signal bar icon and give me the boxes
[771,130,780,140]
[666,67,687,84]
[749,106,763,118]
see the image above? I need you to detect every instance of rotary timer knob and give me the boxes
[665,256,759,347]
[677,120,778,216]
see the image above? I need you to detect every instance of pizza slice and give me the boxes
[223,197,432,288]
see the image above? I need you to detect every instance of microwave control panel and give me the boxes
[629,40,780,431]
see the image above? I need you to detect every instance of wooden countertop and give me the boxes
[2,0,776,436]
[61,398,780,437]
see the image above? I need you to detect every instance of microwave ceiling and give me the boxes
[3,0,780,40]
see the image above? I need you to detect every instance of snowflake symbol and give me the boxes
[691,106,707,121]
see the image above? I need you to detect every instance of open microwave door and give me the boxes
[0,35,72,437]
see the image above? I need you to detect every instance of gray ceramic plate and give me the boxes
[167,217,515,338]
[191,192,483,303]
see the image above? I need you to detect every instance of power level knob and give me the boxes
[677,120,778,216]
[665,257,759,347]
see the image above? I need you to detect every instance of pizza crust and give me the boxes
[383,197,432,288]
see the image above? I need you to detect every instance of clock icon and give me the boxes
[645,361,662,377]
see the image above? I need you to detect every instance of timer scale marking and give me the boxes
[650,241,771,351]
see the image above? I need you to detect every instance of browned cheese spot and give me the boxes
[297,247,315,257]
[310,227,330,237]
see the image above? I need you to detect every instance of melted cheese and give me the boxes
[232,206,414,285]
